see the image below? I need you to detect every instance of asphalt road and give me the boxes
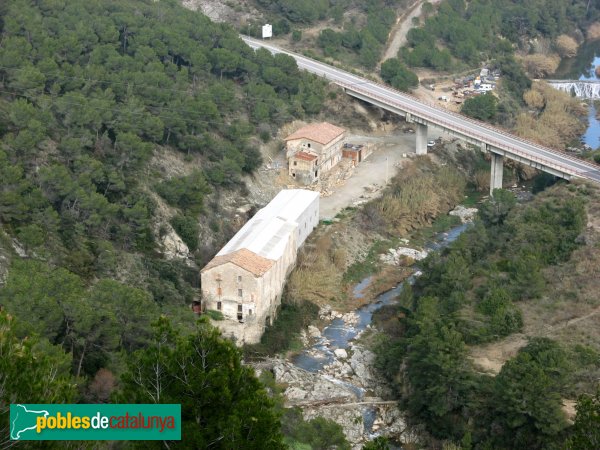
[242,36,600,184]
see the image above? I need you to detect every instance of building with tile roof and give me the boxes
[200,189,320,344]
[285,122,346,185]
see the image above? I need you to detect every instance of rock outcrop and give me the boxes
[262,342,407,448]
[449,205,478,223]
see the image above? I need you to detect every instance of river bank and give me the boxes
[252,207,476,448]
[554,39,600,150]
[246,142,544,446]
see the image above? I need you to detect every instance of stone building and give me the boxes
[200,189,320,344]
[285,122,346,184]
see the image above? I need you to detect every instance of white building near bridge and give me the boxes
[200,189,319,344]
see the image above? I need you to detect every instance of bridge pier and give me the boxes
[490,153,503,195]
[415,123,428,155]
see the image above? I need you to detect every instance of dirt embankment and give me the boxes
[288,144,474,313]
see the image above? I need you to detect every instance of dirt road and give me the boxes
[381,0,443,64]
[319,128,445,219]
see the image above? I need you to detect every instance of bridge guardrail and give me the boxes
[338,82,600,177]
[336,79,600,170]
[242,36,600,180]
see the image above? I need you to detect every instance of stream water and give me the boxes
[554,40,600,149]
[290,222,471,436]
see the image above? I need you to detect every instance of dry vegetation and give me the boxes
[587,22,600,40]
[359,157,466,235]
[555,34,579,58]
[286,151,471,311]
[287,232,347,307]
[522,53,561,77]
[516,82,587,149]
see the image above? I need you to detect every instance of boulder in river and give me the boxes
[334,348,348,359]
[307,325,321,339]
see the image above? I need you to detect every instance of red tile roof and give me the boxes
[284,122,345,145]
[292,151,317,161]
[201,248,275,277]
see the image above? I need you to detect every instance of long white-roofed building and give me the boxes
[200,189,319,344]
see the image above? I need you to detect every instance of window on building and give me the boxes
[217,301,222,310]
[293,161,297,166]
[217,287,222,296]
[237,304,243,321]
[249,309,253,315]
[238,289,243,297]
[307,143,311,148]
[237,275,242,282]
[238,304,242,312]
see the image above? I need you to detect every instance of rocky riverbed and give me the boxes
[253,213,478,448]
[258,343,407,448]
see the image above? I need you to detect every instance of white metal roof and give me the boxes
[217,189,319,261]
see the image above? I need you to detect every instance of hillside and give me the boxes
[0,0,332,377]
[372,180,600,448]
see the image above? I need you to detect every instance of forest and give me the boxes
[0,0,334,446]
[374,184,600,449]
[400,0,600,71]
[245,0,412,69]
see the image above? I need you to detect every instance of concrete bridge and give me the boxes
[242,36,600,193]
[546,80,600,99]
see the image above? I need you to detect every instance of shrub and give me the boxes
[205,310,224,321]
[170,214,199,251]
[156,171,210,214]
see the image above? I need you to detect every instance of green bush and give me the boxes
[205,310,224,321]
[170,214,199,252]
[380,58,419,92]
[155,171,210,214]
[462,92,498,122]
[282,408,350,450]
[243,297,319,357]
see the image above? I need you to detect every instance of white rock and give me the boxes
[449,205,478,223]
[161,227,190,259]
[334,348,348,359]
[349,346,376,382]
[380,246,428,265]
[307,325,321,339]
[284,387,307,400]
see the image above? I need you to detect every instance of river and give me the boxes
[286,221,471,445]
[554,39,600,150]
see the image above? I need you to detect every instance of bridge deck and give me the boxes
[242,36,600,184]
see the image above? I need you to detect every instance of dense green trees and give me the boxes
[380,59,419,92]
[374,186,592,448]
[0,0,328,364]
[308,1,409,68]
[565,387,600,449]
[156,171,211,215]
[0,0,326,273]
[401,0,599,72]
[119,316,286,449]
[484,339,570,448]
[0,260,158,376]
[0,311,77,444]
[461,92,498,122]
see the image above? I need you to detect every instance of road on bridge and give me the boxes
[242,36,600,185]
